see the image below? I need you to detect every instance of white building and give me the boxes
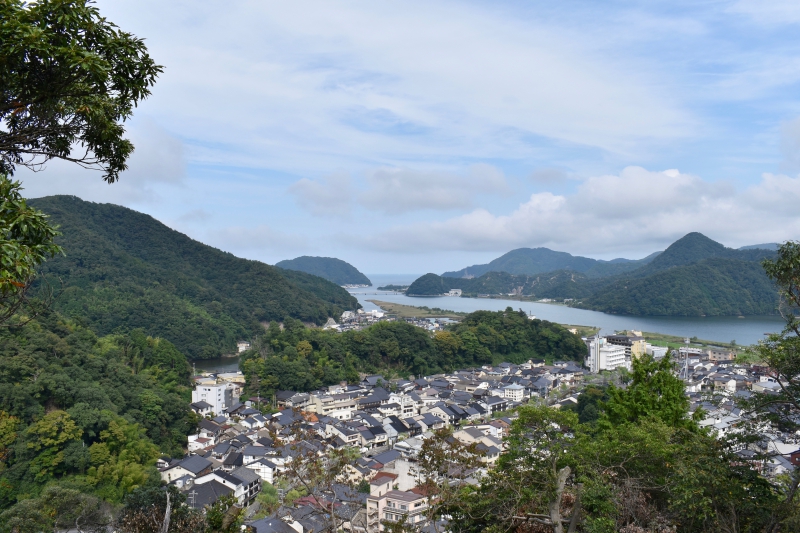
[585,336,628,373]
[502,383,524,402]
[447,289,462,296]
[646,343,669,359]
[236,341,250,353]
[191,383,234,416]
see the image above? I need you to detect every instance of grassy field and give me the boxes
[368,300,467,319]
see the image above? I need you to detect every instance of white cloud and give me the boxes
[95,0,695,175]
[289,173,353,217]
[207,224,306,254]
[16,119,185,205]
[357,166,800,255]
[780,116,800,172]
[529,168,573,185]
[359,164,508,214]
[729,1,800,25]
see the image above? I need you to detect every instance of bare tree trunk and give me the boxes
[550,466,571,533]
[159,492,171,533]
[567,483,583,533]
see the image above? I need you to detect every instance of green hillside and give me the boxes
[240,308,587,391]
[577,258,778,316]
[276,255,371,285]
[442,246,660,279]
[406,273,451,295]
[0,312,194,508]
[29,196,360,359]
[640,232,774,274]
[410,233,779,316]
[407,270,596,298]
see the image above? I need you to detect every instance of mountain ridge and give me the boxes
[411,232,778,316]
[29,196,360,359]
[442,247,661,279]
[276,255,371,285]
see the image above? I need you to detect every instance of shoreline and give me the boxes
[368,299,748,351]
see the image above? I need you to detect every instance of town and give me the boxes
[171,329,798,533]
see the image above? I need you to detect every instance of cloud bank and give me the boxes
[357,167,800,255]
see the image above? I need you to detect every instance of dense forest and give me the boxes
[410,233,779,316]
[407,270,594,299]
[240,308,587,396]
[275,256,371,286]
[29,196,361,359]
[578,258,779,315]
[442,246,661,279]
[0,311,195,511]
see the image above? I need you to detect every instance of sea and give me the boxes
[193,273,786,373]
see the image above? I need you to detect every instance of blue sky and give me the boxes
[17,0,800,273]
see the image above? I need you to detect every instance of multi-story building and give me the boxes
[191,383,233,416]
[605,334,646,360]
[366,490,428,532]
[585,336,628,373]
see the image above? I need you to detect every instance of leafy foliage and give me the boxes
[28,195,360,359]
[0,485,110,533]
[601,355,700,431]
[0,176,62,325]
[242,309,586,397]
[276,255,371,285]
[0,311,195,509]
[450,357,779,533]
[0,0,162,182]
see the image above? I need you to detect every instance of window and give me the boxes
[400,504,408,510]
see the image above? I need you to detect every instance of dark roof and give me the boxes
[372,449,401,465]
[242,445,271,458]
[178,455,212,475]
[231,466,260,484]
[198,419,222,433]
[250,518,299,533]
[223,452,243,467]
[184,480,232,508]
[191,401,212,409]
[275,390,299,401]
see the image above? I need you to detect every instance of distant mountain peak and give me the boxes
[276,256,371,286]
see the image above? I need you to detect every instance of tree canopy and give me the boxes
[0,176,61,325]
[0,0,162,182]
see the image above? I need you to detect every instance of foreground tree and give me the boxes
[739,241,800,530]
[0,176,61,325]
[0,485,111,533]
[1,0,162,182]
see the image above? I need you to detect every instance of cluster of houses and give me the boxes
[676,350,800,478]
[179,359,587,532]
[175,328,800,532]
[325,309,451,334]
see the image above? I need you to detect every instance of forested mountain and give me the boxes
[410,233,779,316]
[276,256,371,285]
[739,243,779,251]
[577,258,778,316]
[637,232,774,274]
[241,308,587,394]
[29,196,360,359]
[407,270,595,299]
[441,247,661,279]
[0,312,194,509]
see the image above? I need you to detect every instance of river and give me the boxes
[192,273,786,372]
[352,274,786,347]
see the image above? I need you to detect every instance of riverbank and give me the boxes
[367,299,466,319]
[368,299,751,351]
